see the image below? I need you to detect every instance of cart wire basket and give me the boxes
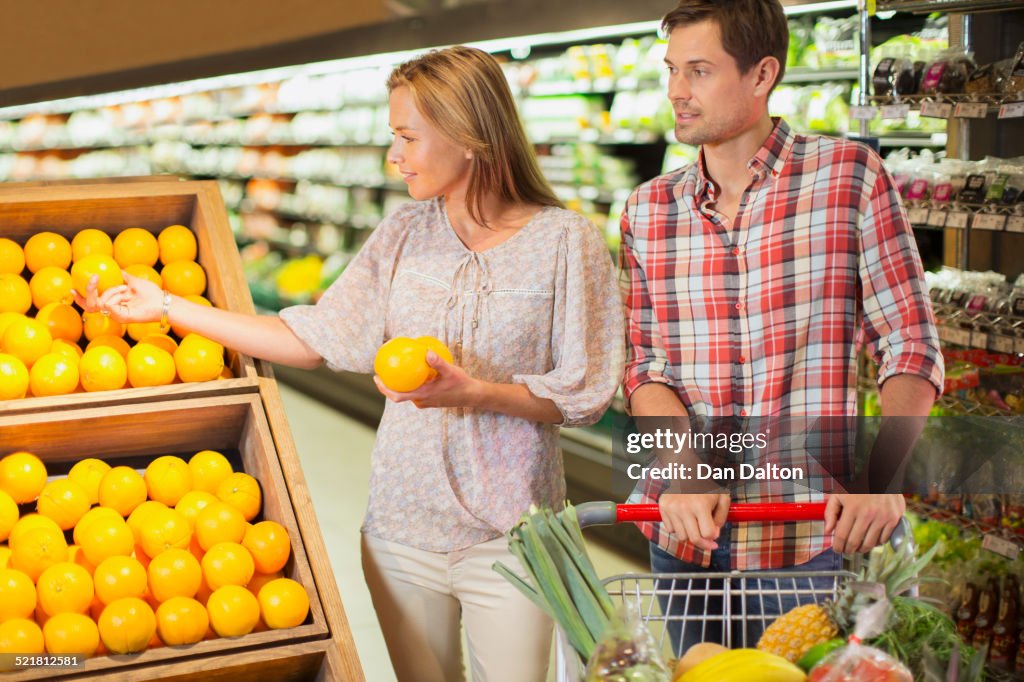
[555,501,912,681]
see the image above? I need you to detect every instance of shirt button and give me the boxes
[735,302,744,310]
[738,356,746,364]
[740,409,748,417]
[731,247,740,256]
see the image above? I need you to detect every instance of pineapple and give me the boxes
[756,535,935,664]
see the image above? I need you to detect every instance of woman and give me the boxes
[78,46,623,681]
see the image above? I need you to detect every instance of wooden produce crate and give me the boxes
[0,393,333,681]
[0,177,260,415]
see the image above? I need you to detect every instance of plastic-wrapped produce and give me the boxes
[806,602,912,682]
[584,602,669,682]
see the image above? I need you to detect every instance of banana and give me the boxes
[678,648,807,682]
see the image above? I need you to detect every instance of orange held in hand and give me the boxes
[71,254,123,296]
[374,336,453,392]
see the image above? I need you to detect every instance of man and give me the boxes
[619,0,943,651]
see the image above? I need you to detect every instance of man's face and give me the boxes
[665,20,765,146]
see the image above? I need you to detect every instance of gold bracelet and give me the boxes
[160,291,172,332]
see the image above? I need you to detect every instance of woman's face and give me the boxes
[387,86,473,202]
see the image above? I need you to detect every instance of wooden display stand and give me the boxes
[0,177,365,680]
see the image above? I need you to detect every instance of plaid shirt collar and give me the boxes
[688,117,795,200]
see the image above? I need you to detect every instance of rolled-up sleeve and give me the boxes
[279,206,409,373]
[858,159,944,396]
[619,190,677,406]
[512,218,624,427]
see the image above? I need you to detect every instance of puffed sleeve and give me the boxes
[512,215,625,427]
[278,203,416,373]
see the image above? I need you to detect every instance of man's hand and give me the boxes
[824,493,905,554]
[658,492,730,552]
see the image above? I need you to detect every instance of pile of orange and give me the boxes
[0,448,309,659]
[0,226,234,402]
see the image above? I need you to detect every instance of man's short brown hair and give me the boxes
[662,0,789,90]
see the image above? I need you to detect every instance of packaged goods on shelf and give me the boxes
[885,150,1024,206]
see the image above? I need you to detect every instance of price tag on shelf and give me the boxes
[990,335,1015,354]
[1007,216,1024,233]
[941,327,973,346]
[998,101,1024,119]
[850,106,878,121]
[954,102,989,119]
[972,213,1006,231]
[982,534,1021,561]
[880,103,911,120]
[907,207,930,225]
[927,209,948,228]
[946,211,970,229]
[920,101,953,119]
[971,331,990,348]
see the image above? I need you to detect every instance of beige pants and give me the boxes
[361,533,553,682]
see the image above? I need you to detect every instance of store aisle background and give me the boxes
[279,383,644,681]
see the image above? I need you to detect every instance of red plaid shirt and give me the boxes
[620,118,943,569]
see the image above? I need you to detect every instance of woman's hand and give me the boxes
[373,351,481,409]
[72,270,163,324]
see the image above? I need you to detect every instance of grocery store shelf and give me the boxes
[872,132,949,148]
[907,498,1023,550]
[867,92,1023,116]
[904,200,1024,233]
[875,0,1024,14]
[782,67,859,84]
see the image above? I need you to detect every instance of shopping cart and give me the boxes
[555,501,913,681]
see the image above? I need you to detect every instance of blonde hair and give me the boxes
[386,46,563,227]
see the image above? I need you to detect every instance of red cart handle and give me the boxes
[614,502,828,524]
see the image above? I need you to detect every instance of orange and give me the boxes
[158,225,198,266]
[0,568,36,622]
[77,515,134,567]
[97,466,146,517]
[112,228,159,268]
[82,311,125,341]
[175,490,218,529]
[71,253,124,297]
[174,334,224,383]
[147,548,202,603]
[124,263,162,288]
[194,502,247,551]
[128,340,174,374]
[374,337,433,392]
[11,527,68,581]
[127,320,164,342]
[70,229,113,263]
[155,596,207,646]
[24,232,72,274]
[68,458,112,506]
[417,335,454,378]
[28,352,80,397]
[170,294,212,338]
[139,508,192,559]
[79,345,128,392]
[36,479,90,530]
[126,500,167,545]
[0,274,31,314]
[68,545,96,575]
[194,573,214,606]
[243,521,291,574]
[188,450,233,494]
[140,333,177,355]
[0,618,44,660]
[86,334,131,358]
[206,585,259,638]
[73,506,122,546]
[216,472,262,522]
[246,570,282,596]
[201,542,255,591]
[36,302,83,343]
[144,456,193,507]
[2,316,53,368]
[42,611,99,657]
[50,338,83,362]
[98,597,156,654]
[0,239,25,276]
[0,312,25,339]
[92,555,148,605]
[0,547,9,570]
[161,260,207,297]
[29,266,73,309]
[257,578,309,630]
[0,452,48,505]
[9,514,62,550]
[36,562,93,616]
[0,354,29,401]
[0,490,17,542]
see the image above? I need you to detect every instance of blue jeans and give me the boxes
[649,524,842,656]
